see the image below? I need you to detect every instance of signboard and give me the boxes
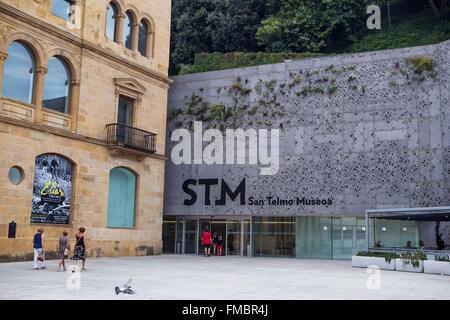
[31,154,73,224]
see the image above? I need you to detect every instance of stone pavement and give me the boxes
[0,255,449,300]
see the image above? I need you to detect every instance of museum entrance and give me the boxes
[168,217,251,256]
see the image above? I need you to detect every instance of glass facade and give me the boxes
[162,216,423,260]
[371,219,419,248]
[296,217,332,259]
[252,217,295,257]
[162,216,176,253]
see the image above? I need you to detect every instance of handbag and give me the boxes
[64,248,70,257]
[37,252,44,262]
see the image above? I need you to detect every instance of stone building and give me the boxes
[0,0,171,261]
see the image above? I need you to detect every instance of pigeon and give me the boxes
[115,278,136,295]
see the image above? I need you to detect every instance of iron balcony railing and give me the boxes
[106,123,157,154]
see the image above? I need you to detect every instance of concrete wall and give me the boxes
[165,40,450,217]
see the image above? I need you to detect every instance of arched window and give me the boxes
[2,41,35,104]
[123,11,134,49]
[43,56,71,114]
[106,2,118,42]
[107,167,137,228]
[52,0,72,20]
[138,20,149,56]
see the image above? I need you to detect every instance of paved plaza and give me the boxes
[0,255,449,300]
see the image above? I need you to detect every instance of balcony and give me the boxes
[106,123,157,155]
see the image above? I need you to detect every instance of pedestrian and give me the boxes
[57,231,70,272]
[201,226,212,257]
[212,232,218,255]
[418,240,425,250]
[228,233,234,254]
[217,232,224,256]
[73,227,87,271]
[32,228,46,270]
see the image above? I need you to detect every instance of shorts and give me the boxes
[203,243,211,249]
[217,244,223,250]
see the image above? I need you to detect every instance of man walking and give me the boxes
[201,226,212,257]
[32,228,46,270]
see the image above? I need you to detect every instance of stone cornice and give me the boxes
[0,2,173,86]
[0,115,168,161]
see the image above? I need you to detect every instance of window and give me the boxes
[52,0,72,20]
[107,167,137,228]
[106,2,118,41]
[124,11,134,49]
[138,20,149,56]
[8,166,24,185]
[2,41,35,104]
[43,57,71,114]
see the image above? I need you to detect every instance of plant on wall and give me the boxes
[400,251,427,268]
[357,251,399,263]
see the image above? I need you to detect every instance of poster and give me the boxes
[31,154,73,224]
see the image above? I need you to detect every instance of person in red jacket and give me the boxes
[201,226,212,257]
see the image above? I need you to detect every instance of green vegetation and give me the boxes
[405,56,434,74]
[205,104,226,121]
[400,251,427,268]
[231,82,252,95]
[357,251,400,263]
[350,14,450,53]
[171,0,450,75]
[327,86,338,95]
[178,52,323,75]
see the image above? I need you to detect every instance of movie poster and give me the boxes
[31,154,73,224]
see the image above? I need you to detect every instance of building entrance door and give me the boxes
[199,219,226,255]
[117,95,133,144]
[183,220,197,254]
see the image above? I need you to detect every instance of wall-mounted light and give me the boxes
[323,226,328,231]
[342,226,347,231]
[361,226,366,231]
[382,227,387,232]
[402,227,407,232]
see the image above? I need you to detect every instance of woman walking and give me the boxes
[57,231,70,272]
[73,227,87,271]
[32,228,45,270]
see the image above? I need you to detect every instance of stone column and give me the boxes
[147,31,155,58]
[34,66,48,123]
[0,51,8,98]
[70,79,80,132]
[132,22,140,53]
[116,14,125,45]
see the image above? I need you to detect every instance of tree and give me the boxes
[256,0,373,53]
[170,0,267,75]
[428,0,450,18]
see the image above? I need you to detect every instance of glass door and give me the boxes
[199,219,227,255]
[183,220,197,254]
[226,220,241,256]
[117,96,133,144]
[243,219,251,256]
